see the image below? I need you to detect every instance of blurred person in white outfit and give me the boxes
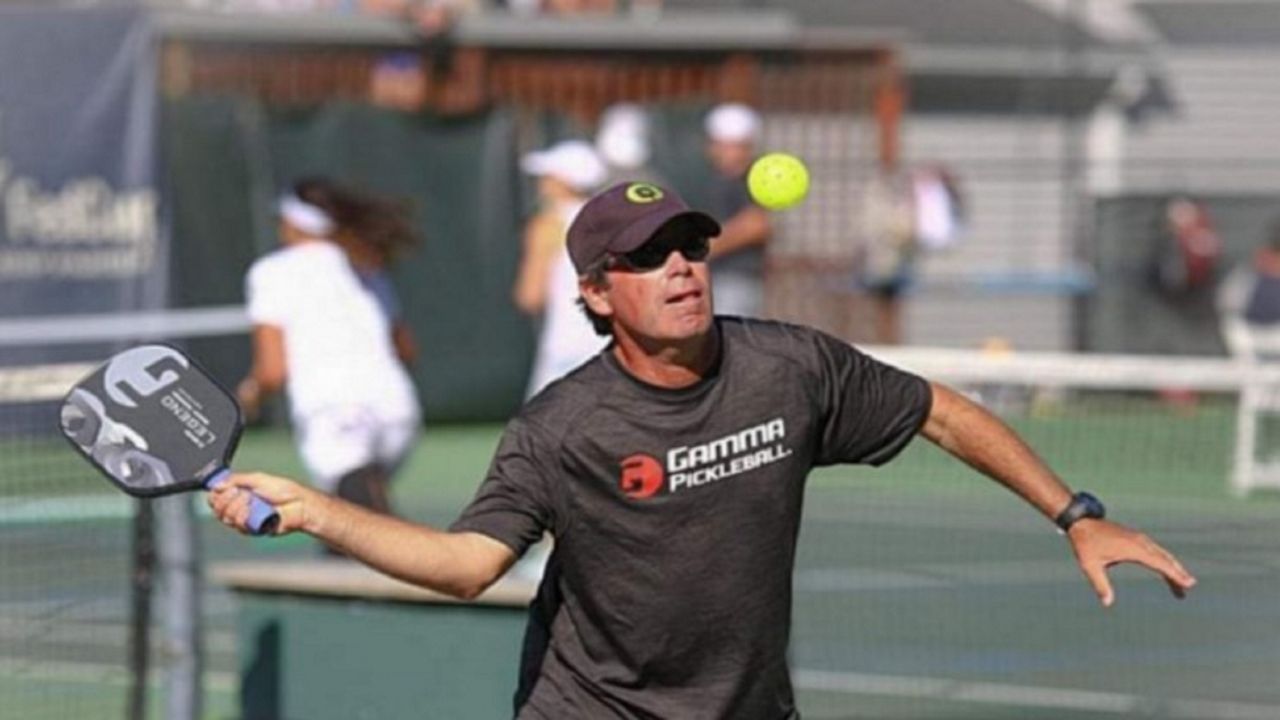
[321,179,422,368]
[595,103,667,189]
[239,179,422,519]
[512,139,609,398]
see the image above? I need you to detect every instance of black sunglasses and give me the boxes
[607,234,711,273]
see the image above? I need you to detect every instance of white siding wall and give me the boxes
[901,116,1078,350]
[758,46,1280,352]
[1125,50,1280,194]
[881,47,1280,351]
[760,112,1081,350]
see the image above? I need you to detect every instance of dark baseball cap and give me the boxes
[567,182,721,275]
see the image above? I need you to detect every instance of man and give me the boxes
[703,102,773,317]
[212,182,1196,720]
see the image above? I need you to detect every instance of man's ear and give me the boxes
[580,277,613,318]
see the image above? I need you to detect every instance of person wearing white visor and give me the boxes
[519,139,608,195]
[239,179,422,544]
[277,194,336,237]
[513,139,610,398]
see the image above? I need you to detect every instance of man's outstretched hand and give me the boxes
[1066,519,1197,607]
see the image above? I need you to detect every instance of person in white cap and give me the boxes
[595,103,667,188]
[703,102,773,317]
[238,178,422,537]
[512,139,609,397]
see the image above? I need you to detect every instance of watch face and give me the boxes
[1056,492,1106,531]
[1078,492,1106,519]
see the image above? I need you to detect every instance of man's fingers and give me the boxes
[207,485,254,534]
[1164,551,1197,589]
[231,490,253,528]
[1137,540,1198,594]
[225,472,286,504]
[1072,522,1198,607]
[207,484,234,514]
[1157,556,1197,598]
[1081,561,1115,608]
[209,472,302,535]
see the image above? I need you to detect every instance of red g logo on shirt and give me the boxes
[619,454,664,499]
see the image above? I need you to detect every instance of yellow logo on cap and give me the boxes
[625,183,664,204]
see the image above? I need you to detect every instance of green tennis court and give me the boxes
[5,407,1280,719]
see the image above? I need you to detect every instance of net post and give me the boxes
[127,499,155,720]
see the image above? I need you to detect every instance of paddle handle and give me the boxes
[205,469,279,536]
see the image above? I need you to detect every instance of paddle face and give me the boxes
[59,345,242,498]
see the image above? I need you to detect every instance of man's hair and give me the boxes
[577,258,613,336]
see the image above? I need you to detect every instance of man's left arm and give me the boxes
[920,381,1197,607]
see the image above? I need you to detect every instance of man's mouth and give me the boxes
[666,289,702,305]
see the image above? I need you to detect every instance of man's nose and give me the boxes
[664,248,693,275]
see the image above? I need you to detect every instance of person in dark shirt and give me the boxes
[703,102,773,317]
[211,182,1196,720]
[1243,219,1280,325]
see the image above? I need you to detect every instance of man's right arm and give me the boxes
[921,383,1196,606]
[209,472,518,600]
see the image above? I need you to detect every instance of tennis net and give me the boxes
[0,306,251,719]
[863,345,1280,497]
[5,341,1280,719]
[0,360,140,719]
[791,345,1280,718]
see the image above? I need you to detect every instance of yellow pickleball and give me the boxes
[747,152,810,210]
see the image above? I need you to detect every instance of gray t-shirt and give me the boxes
[451,317,932,720]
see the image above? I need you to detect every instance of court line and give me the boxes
[0,656,234,692]
[0,617,236,654]
[0,494,132,523]
[793,668,1280,720]
[794,558,1275,593]
[0,494,216,524]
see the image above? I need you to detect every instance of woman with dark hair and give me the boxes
[238,178,422,524]
[295,177,422,365]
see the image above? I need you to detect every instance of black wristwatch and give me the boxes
[1054,491,1106,533]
